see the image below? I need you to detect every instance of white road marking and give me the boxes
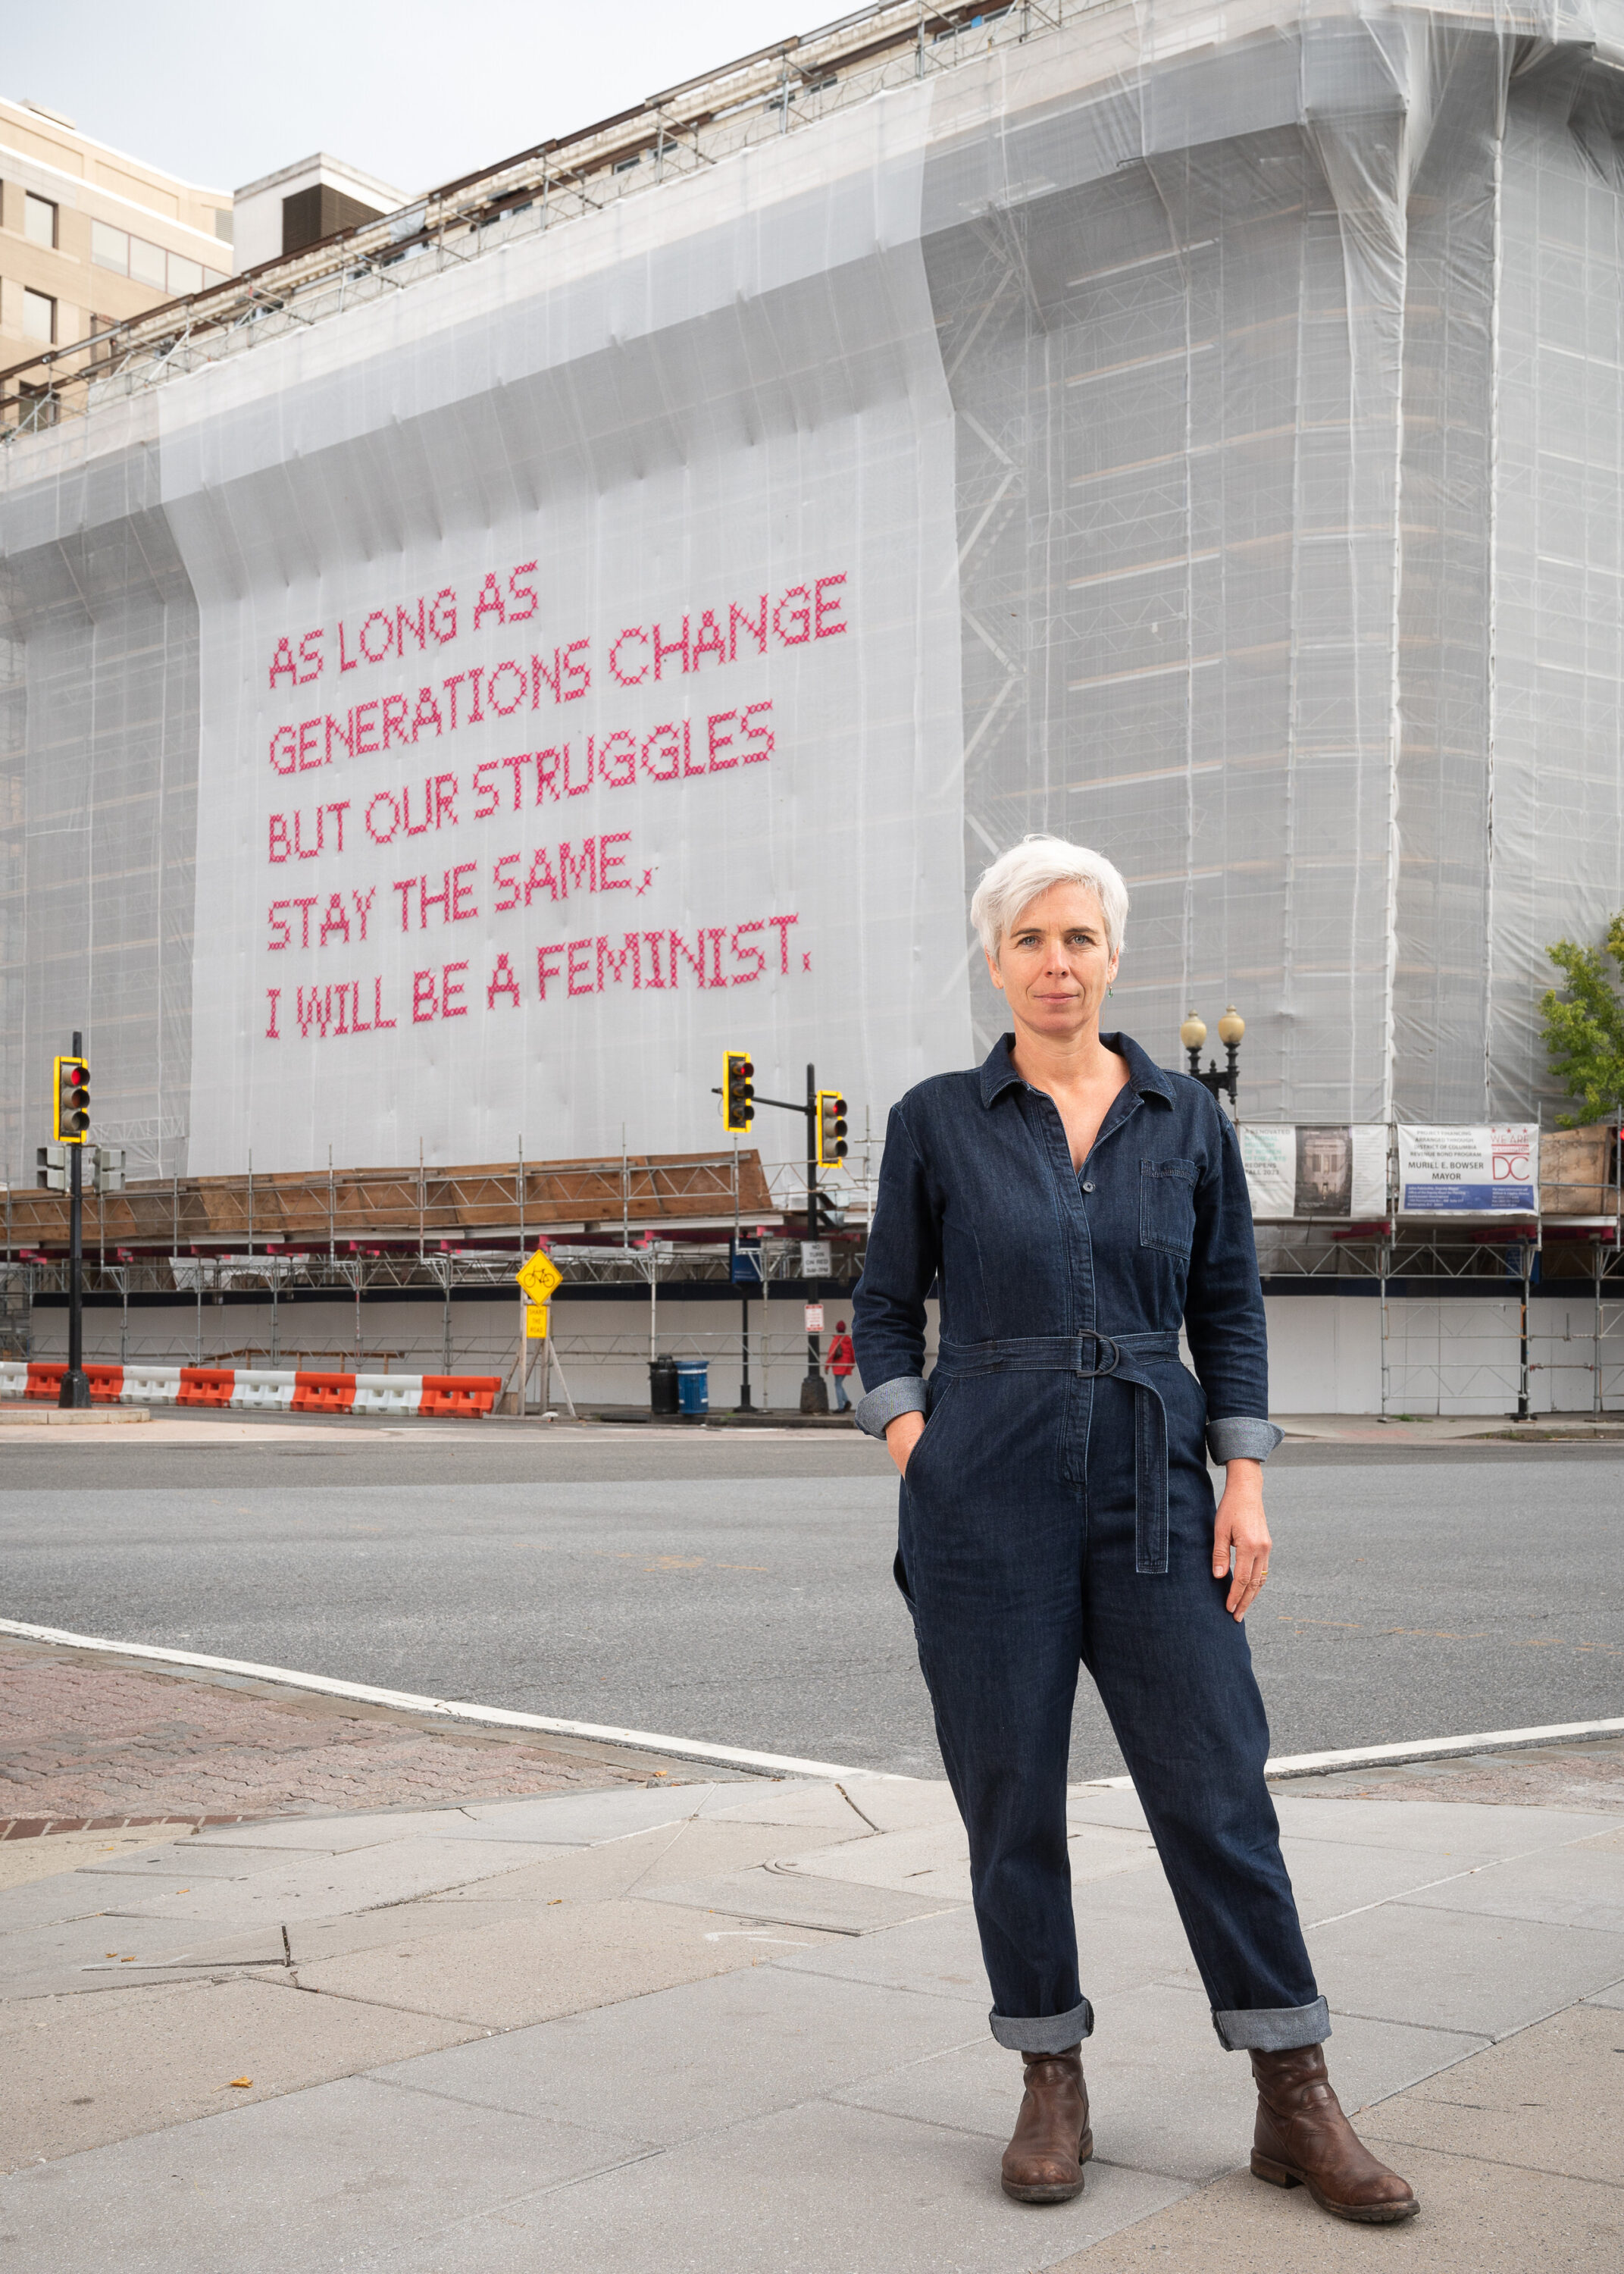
[5,1617,1619,1789]
[0,1618,891,1780]
[1074,1715,1624,1792]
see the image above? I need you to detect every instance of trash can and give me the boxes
[649,1355,679,1414]
[675,1358,709,1417]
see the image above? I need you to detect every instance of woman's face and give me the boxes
[987,881,1119,1042]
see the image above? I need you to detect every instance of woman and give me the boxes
[826,1319,856,1411]
[850,836,1416,2225]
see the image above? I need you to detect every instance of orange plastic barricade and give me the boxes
[24,1363,64,1402]
[292,1372,357,1414]
[418,1375,502,1417]
[178,1367,237,1407]
[85,1364,125,1404]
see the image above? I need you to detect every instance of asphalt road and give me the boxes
[2,1425,1620,1778]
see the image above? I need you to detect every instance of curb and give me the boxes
[7,1620,1622,1790]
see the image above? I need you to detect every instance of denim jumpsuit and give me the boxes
[851,1033,1329,2057]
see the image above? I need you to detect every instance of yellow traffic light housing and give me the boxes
[723,1050,756,1132]
[816,1088,848,1167]
[54,1055,90,1144]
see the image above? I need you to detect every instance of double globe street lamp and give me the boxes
[1179,1005,1245,1110]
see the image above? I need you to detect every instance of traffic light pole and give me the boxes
[59,1029,90,1410]
[719,1061,831,1414]
[738,1289,753,1411]
[719,1054,848,1415]
[803,1060,825,1412]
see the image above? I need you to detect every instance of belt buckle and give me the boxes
[1078,1333,1120,1380]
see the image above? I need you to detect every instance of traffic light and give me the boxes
[723,1050,756,1132]
[54,1055,90,1144]
[816,1088,848,1167]
[36,1142,67,1193]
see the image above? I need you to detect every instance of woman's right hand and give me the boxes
[884,1411,926,1476]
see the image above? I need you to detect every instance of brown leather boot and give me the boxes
[1000,2047,1092,2204]
[1250,2045,1418,2222]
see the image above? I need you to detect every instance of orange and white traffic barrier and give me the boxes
[0,1361,502,1417]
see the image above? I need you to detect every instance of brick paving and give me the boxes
[0,1639,649,1834]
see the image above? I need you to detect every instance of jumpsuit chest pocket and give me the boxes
[1140,1157,1197,1256]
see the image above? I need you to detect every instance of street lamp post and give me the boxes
[1178,1006,1245,1112]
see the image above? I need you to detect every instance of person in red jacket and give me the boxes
[826,1319,856,1411]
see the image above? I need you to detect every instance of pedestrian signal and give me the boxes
[816,1089,848,1166]
[55,1056,90,1144]
[724,1051,756,1132]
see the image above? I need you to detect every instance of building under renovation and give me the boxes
[5,0,1624,1410]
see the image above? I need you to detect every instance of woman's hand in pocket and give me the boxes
[885,1411,926,1477]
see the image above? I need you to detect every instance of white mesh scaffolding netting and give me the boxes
[5,0,1624,1176]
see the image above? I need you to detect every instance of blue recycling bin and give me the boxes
[675,1358,709,1417]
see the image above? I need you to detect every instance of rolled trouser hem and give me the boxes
[989,1995,1094,2053]
[1211,1996,1330,2053]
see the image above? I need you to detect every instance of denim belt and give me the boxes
[932,1332,1182,1576]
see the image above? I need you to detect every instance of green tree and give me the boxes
[1542,913,1624,1126]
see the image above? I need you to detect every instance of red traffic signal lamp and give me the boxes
[55,1056,90,1144]
[723,1050,756,1132]
[816,1089,848,1167]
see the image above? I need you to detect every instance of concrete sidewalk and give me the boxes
[2,1754,1620,2271]
[1276,1411,1624,1446]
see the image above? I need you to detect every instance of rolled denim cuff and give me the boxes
[1206,1415,1285,1464]
[990,1994,1094,2052]
[853,1375,927,1442]
[1211,1996,1330,2053]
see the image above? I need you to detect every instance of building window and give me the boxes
[23,193,58,249]
[129,235,165,288]
[90,218,128,274]
[89,220,230,297]
[21,287,56,343]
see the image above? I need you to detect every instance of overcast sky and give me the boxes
[7,1,790,197]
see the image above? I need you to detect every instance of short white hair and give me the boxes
[970,835,1130,960]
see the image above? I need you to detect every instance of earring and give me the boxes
[1107,983,1114,996]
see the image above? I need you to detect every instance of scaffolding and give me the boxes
[0,1142,877,1377]
[1253,1128,1624,1417]
[12,1109,1624,1412]
[12,0,1624,1198]
[0,2,1076,440]
[0,1147,778,1258]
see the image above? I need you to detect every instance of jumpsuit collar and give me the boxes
[978,1031,1176,1111]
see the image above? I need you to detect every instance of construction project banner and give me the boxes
[1238,1126,1389,1221]
[1396,1126,1540,1214]
[163,91,968,1175]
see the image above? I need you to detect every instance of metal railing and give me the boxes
[2,3,1081,440]
[0,1145,796,1258]
[0,1151,874,1371]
